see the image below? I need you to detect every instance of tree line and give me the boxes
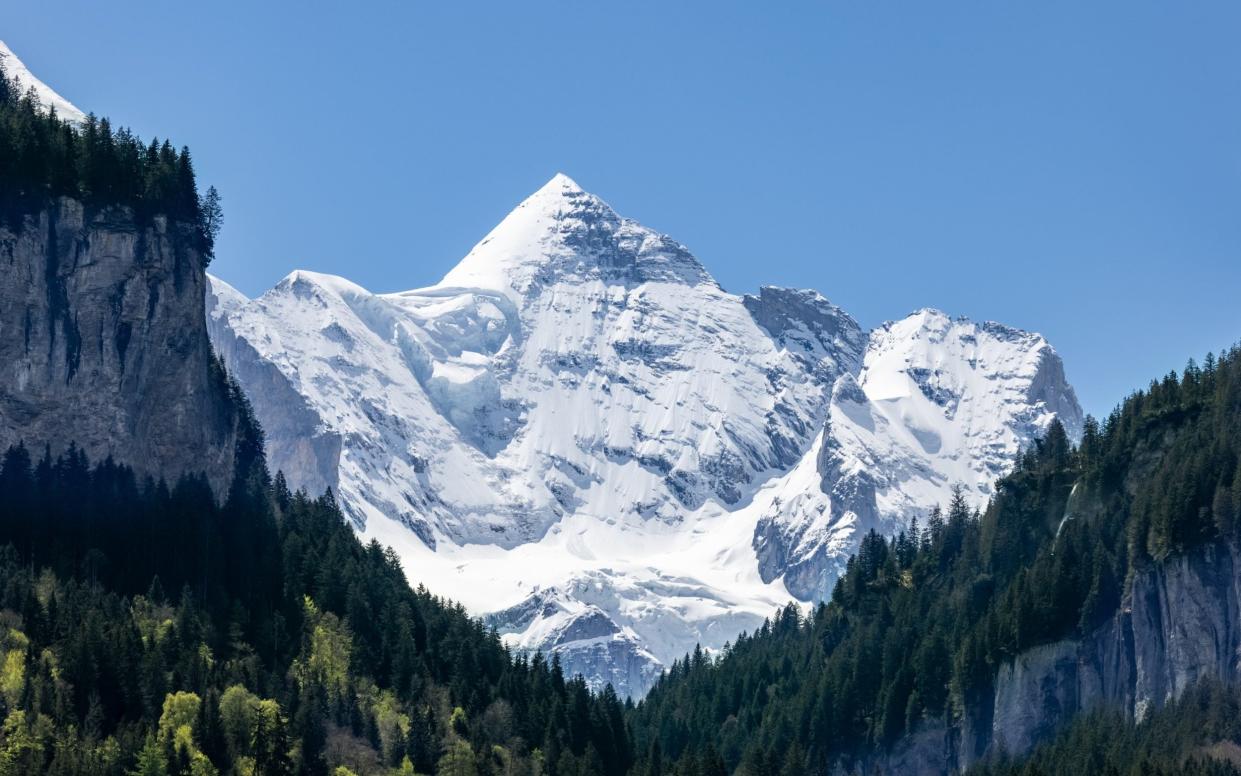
[0,58,219,263]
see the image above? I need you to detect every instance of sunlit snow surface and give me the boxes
[0,41,87,124]
[208,174,1081,696]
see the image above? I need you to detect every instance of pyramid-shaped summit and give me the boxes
[538,171,588,196]
[437,173,716,300]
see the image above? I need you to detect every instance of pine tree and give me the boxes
[200,185,222,264]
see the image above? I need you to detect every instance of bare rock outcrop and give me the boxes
[0,198,240,495]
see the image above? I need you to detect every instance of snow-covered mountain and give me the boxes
[208,174,1081,696]
[753,310,1083,601]
[0,41,87,124]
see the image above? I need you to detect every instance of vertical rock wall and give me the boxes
[853,542,1241,773]
[0,198,239,495]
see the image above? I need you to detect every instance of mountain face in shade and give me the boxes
[0,199,244,501]
[208,174,1081,696]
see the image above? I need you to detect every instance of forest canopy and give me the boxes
[0,58,218,263]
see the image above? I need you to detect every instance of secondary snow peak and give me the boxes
[0,40,87,124]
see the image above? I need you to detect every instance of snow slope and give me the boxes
[208,174,1081,696]
[0,41,87,124]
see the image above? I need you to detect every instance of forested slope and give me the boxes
[628,346,1241,774]
[0,416,630,775]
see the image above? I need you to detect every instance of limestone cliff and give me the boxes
[0,198,240,495]
[854,541,1241,773]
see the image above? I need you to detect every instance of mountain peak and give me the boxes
[863,306,1084,440]
[515,172,612,222]
[0,40,87,124]
[538,172,586,196]
[885,307,1047,350]
[435,174,714,300]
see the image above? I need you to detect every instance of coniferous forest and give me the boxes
[0,402,631,775]
[0,61,218,263]
[627,346,1241,774]
[5,48,1241,776]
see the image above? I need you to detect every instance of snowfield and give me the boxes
[208,174,1082,696]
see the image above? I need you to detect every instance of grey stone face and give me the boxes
[0,198,238,494]
[849,541,1241,774]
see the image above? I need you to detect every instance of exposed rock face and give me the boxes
[742,286,865,385]
[0,198,239,495]
[855,541,1241,773]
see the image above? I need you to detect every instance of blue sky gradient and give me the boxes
[6,1,1240,416]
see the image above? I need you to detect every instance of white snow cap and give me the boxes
[438,172,713,302]
[542,171,585,194]
[0,40,88,125]
[436,172,606,296]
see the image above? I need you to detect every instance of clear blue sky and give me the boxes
[7,2,1240,416]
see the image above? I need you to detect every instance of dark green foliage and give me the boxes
[0,415,629,773]
[0,58,216,264]
[972,681,1241,776]
[628,346,1241,774]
